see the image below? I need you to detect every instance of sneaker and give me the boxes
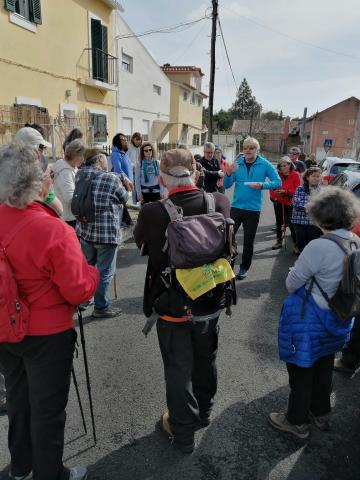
[268,412,310,439]
[92,307,122,319]
[236,268,248,280]
[272,240,283,250]
[68,466,88,480]
[157,413,194,454]
[8,472,32,480]
[78,298,94,312]
[309,412,331,431]
[333,358,355,373]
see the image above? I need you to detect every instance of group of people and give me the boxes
[0,127,360,480]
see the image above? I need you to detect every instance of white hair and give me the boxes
[243,136,260,150]
[0,143,43,208]
[203,142,215,152]
[161,171,196,188]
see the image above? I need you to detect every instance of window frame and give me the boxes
[153,84,161,96]
[121,53,133,73]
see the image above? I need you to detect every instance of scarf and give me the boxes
[142,158,159,183]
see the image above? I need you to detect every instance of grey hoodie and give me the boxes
[52,159,77,221]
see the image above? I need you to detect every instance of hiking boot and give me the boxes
[268,412,310,439]
[157,413,195,454]
[309,412,331,431]
[333,358,355,373]
[67,467,88,480]
[8,472,32,480]
[236,268,248,280]
[272,240,283,250]
[92,307,122,319]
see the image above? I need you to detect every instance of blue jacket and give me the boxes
[223,154,281,212]
[111,146,133,181]
[278,287,353,368]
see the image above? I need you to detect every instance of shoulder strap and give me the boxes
[312,276,331,304]
[161,198,183,222]
[203,191,215,214]
[1,215,40,250]
[323,233,359,254]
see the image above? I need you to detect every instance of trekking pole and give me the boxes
[71,366,87,435]
[281,203,287,250]
[77,307,97,445]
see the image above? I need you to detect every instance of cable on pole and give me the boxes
[217,17,238,91]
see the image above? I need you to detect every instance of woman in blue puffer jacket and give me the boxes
[269,187,360,439]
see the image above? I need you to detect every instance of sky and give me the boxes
[120,0,360,118]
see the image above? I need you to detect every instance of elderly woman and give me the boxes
[270,156,301,250]
[269,187,359,439]
[53,139,85,228]
[0,143,98,480]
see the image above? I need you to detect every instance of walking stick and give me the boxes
[71,367,87,434]
[77,308,97,445]
[281,203,287,250]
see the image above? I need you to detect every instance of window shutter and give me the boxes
[91,18,102,80]
[101,25,108,82]
[30,0,42,24]
[4,0,15,12]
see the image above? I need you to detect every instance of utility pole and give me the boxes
[300,107,307,150]
[208,0,218,142]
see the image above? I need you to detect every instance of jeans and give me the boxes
[81,240,118,311]
[0,330,76,480]
[230,208,260,271]
[273,202,296,243]
[286,354,334,425]
[156,317,219,440]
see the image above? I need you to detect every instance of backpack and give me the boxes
[0,217,36,343]
[71,170,101,223]
[153,191,237,318]
[313,233,360,322]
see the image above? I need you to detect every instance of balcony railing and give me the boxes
[84,48,118,86]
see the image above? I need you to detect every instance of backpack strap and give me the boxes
[323,233,359,254]
[161,198,183,221]
[1,215,39,250]
[203,191,215,214]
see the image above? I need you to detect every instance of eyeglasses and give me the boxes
[204,150,214,154]
[144,148,152,152]
[243,145,256,151]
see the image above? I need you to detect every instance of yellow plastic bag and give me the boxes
[176,258,235,300]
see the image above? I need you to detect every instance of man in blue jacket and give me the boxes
[224,137,281,280]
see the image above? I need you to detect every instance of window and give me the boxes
[190,92,196,104]
[322,130,328,135]
[91,18,108,82]
[197,98,201,107]
[122,117,133,136]
[142,119,150,141]
[153,85,161,95]
[192,134,200,146]
[5,0,42,24]
[91,113,107,144]
[183,91,188,101]
[121,53,133,73]
[348,119,356,125]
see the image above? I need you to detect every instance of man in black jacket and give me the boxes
[199,142,224,192]
[134,149,230,454]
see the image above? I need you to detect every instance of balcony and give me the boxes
[77,48,118,92]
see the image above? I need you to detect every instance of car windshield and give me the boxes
[330,163,353,175]
[345,163,360,172]
[330,173,348,187]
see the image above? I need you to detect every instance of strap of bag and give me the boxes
[322,233,359,254]
[1,215,40,250]
[312,276,331,305]
[161,198,183,221]
[203,191,215,214]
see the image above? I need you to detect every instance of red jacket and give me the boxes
[0,201,99,336]
[270,170,301,206]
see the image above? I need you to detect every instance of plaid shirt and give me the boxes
[76,166,128,244]
[291,185,320,225]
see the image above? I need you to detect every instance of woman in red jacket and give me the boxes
[270,157,301,251]
[0,143,99,480]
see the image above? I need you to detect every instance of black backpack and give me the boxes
[71,170,101,223]
[313,233,360,321]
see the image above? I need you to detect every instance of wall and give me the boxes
[114,13,170,140]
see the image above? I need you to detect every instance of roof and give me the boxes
[306,96,360,122]
[232,119,286,134]
[100,0,124,10]
[161,64,205,77]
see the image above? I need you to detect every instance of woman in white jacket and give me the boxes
[53,139,85,227]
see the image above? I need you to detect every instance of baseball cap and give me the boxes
[15,127,52,149]
[288,146,301,155]
[160,148,195,177]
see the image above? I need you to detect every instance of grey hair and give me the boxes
[161,171,196,188]
[65,139,86,161]
[243,136,260,150]
[0,143,43,208]
[306,186,360,231]
[204,142,215,152]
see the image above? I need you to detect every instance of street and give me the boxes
[1,197,360,480]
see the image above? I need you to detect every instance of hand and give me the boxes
[249,182,263,190]
[226,163,237,176]
[218,170,224,178]
[123,178,133,192]
[138,193,143,202]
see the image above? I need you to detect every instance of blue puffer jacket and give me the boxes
[278,287,353,368]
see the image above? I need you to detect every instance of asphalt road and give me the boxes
[1,198,360,480]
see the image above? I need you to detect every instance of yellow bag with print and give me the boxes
[176,258,235,301]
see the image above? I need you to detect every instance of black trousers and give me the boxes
[0,330,76,480]
[230,208,260,271]
[286,354,334,425]
[141,192,161,204]
[273,202,296,243]
[293,224,322,253]
[341,316,360,368]
[156,317,219,439]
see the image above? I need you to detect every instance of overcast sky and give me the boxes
[120,0,360,118]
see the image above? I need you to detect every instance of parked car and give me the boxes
[317,157,359,184]
[330,170,360,198]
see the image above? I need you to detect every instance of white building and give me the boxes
[113,12,171,142]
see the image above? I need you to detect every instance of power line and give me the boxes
[115,15,211,40]
[217,17,238,90]
[171,20,209,64]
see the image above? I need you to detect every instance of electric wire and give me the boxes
[171,20,209,64]
[217,17,238,91]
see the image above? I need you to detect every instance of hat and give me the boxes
[160,148,195,177]
[288,146,301,155]
[15,127,51,149]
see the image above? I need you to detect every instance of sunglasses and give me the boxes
[243,146,256,151]
[144,148,152,152]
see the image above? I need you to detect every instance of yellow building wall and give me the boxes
[0,0,116,147]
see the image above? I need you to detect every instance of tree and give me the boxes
[214,109,234,132]
[261,110,282,120]
[231,78,262,119]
